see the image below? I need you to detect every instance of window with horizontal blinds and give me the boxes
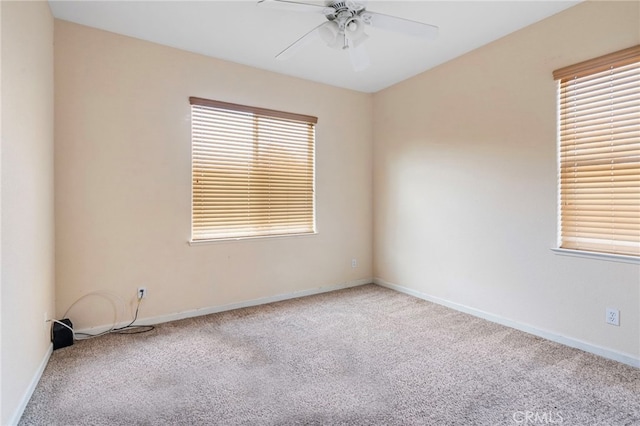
[553,45,640,257]
[190,97,317,241]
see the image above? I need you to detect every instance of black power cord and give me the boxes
[113,297,155,335]
[60,294,155,340]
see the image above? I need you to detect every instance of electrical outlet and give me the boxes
[606,308,620,326]
[137,287,147,299]
[351,258,358,268]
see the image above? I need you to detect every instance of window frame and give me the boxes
[189,97,318,243]
[552,45,640,262]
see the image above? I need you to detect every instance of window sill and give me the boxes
[189,231,317,246]
[551,248,640,265]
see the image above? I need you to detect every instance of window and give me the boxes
[190,97,317,241]
[553,45,639,257]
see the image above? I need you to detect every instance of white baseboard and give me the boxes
[76,278,373,335]
[374,277,640,368]
[9,343,53,426]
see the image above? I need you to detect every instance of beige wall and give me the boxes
[373,0,640,359]
[54,21,373,329]
[1,1,55,424]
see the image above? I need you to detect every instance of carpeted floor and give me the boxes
[20,284,640,425]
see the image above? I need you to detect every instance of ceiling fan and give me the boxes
[257,0,438,72]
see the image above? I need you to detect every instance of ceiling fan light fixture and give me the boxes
[344,17,367,47]
[319,21,342,49]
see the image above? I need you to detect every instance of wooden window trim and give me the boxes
[553,45,640,81]
[189,97,318,125]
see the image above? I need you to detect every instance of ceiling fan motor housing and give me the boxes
[323,0,368,48]
[326,1,348,17]
[326,1,365,22]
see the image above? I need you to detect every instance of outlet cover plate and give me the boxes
[606,308,620,326]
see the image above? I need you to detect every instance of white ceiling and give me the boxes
[48,0,581,93]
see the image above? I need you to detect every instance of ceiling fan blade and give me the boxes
[362,11,438,40]
[276,21,330,61]
[257,0,328,14]
[348,44,370,72]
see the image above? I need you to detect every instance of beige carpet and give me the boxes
[20,284,640,425]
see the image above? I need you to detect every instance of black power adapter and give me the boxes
[52,318,74,350]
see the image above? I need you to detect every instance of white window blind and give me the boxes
[553,45,640,257]
[190,97,317,241]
